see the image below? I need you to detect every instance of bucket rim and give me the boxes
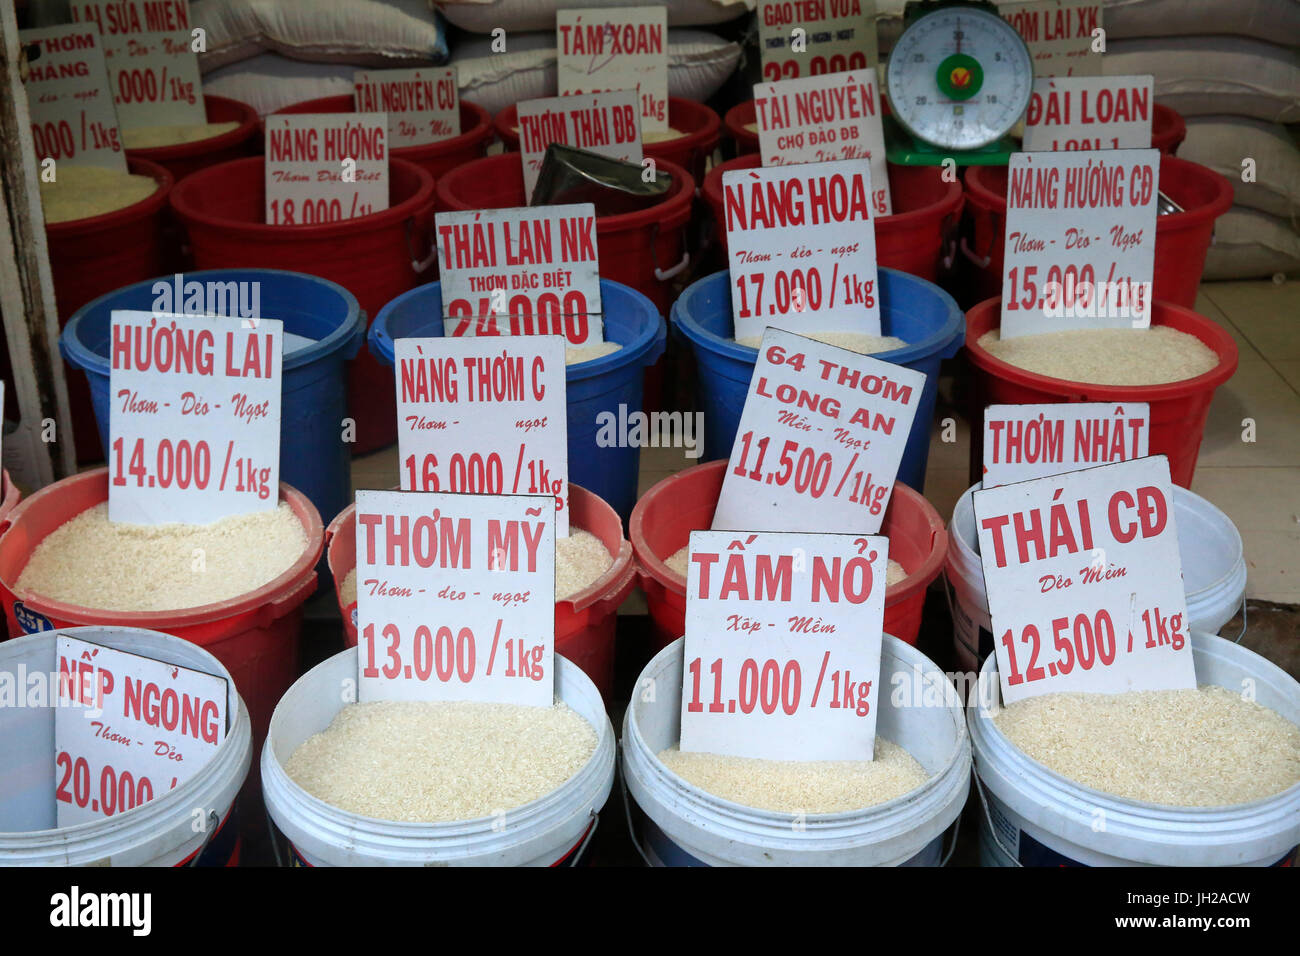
[434,153,696,232]
[672,267,965,366]
[722,100,759,152]
[123,94,259,162]
[168,156,436,240]
[269,96,495,159]
[43,157,173,237]
[59,267,364,375]
[963,296,1240,400]
[368,277,665,378]
[494,96,721,154]
[0,469,324,632]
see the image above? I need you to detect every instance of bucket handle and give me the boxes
[941,573,986,668]
[265,801,289,868]
[940,208,961,272]
[185,809,221,867]
[1232,594,1248,644]
[406,218,439,274]
[971,768,1023,867]
[939,806,963,867]
[617,744,657,868]
[649,221,691,283]
[262,570,319,627]
[570,809,601,866]
[959,236,991,270]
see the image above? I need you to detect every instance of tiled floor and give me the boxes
[350,277,1300,605]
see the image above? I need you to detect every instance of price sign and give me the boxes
[758,0,877,83]
[973,456,1195,704]
[999,149,1159,337]
[263,113,389,225]
[755,69,890,214]
[516,91,642,201]
[436,204,603,346]
[712,328,924,534]
[21,24,125,169]
[556,6,668,134]
[354,490,555,706]
[1023,76,1153,152]
[108,310,282,525]
[1000,0,1102,77]
[394,336,570,535]
[679,530,888,761]
[983,402,1150,487]
[353,66,460,148]
[723,158,881,339]
[54,634,227,827]
[70,1,204,129]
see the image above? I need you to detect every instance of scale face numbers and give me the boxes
[887,6,1032,150]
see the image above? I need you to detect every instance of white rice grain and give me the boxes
[736,330,907,354]
[285,699,597,822]
[992,686,1300,806]
[39,165,158,223]
[978,326,1219,386]
[566,341,623,365]
[122,121,240,149]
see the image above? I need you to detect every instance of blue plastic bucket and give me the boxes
[671,268,964,490]
[369,279,666,522]
[59,269,365,528]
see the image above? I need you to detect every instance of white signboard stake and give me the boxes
[983,402,1150,486]
[556,6,668,135]
[757,0,878,83]
[516,91,642,201]
[264,113,389,225]
[354,67,460,148]
[21,24,126,169]
[1023,76,1153,151]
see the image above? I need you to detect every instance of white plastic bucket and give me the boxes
[621,636,971,866]
[0,626,251,866]
[970,632,1300,866]
[261,648,615,866]
[946,482,1247,674]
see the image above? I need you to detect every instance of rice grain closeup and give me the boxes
[16,503,306,612]
[39,166,158,223]
[736,330,907,355]
[285,699,598,822]
[992,686,1300,806]
[658,739,929,813]
[978,326,1219,386]
[566,341,623,365]
[122,121,241,149]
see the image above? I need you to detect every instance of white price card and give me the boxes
[755,69,891,214]
[54,634,227,827]
[973,456,1196,704]
[108,310,282,525]
[1023,76,1153,152]
[21,24,126,169]
[556,6,668,134]
[712,328,924,534]
[394,336,570,535]
[983,402,1150,487]
[999,148,1159,337]
[354,490,556,706]
[354,67,460,148]
[1000,0,1102,77]
[723,158,881,339]
[436,204,603,346]
[264,113,389,225]
[757,0,878,83]
[516,91,642,202]
[679,530,888,761]
[71,1,204,129]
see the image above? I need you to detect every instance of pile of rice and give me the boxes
[566,341,622,364]
[340,528,612,605]
[285,699,597,822]
[993,686,1300,806]
[666,546,908,587]
[16,503,306,612]
[122,121,241,149]
[736,329,907,354]
[978,326,1219,386]
[659,738,929,813]
[39,165,158,223]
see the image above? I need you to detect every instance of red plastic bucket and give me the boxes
[494,97,722,186]
[272,96,494,180]
[703,154,963,281]
[630,460,948,649]
[963,298,1239,488]
[169,156,437,453]
[0,468,324,744]
[0,471,19,525]
[43,156,172,461]
[125,94,259,183]
[962,154,1233,307]
[325,483,637,701]
[1151,103,1187,155]
[435,152,694,316]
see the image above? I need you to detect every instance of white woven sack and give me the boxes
[437,0,753,33]
[1103,0,1300,46]
[1180,116,1300,221]
[451,28,741,116]
[1103,38,1300,123]
[1202,208,1300,279]
[202,53,367,116]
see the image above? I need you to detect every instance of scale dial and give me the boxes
[887,5,1032,151]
